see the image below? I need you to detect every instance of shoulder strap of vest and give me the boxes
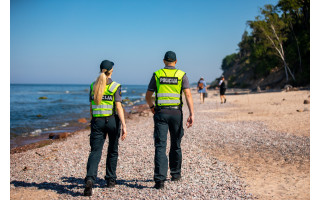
[174,69,186,80]
[108,81,121,93]
[161,69,167,77]
[154,69,163,79]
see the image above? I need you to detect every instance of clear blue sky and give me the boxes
[10,0,279,85]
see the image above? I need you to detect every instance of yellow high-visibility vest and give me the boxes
[154,68,185,106]
[90,81,120,117]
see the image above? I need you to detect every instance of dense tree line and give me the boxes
[221,0,309,86]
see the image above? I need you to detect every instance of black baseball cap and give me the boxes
[100,60,114,71]
[164,51,176,62]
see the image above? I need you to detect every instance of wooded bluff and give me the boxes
[214,0,309,90]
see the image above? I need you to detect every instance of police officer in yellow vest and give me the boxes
[84,60,127,196]
[145,51,194,189]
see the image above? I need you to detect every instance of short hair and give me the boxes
[164,60,176,65]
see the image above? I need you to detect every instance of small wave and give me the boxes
[38,91,59,94]
[133,100,141,104]
[61,123,69,127]
[51,99,64,103]
[122,90,127,93]
[43,127,56,131]
[30,129,42,136]
[65,90,70,94]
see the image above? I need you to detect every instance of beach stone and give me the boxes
[284,84,293,92]
[78,118,87,123]
[284,85,300,92]
[248,112,253,114]
[257,86,261,93]
[292,87,299,91]
[122,97,130,102]
[303,100,310,104]
[49,132,69,139]
[139,110,150,117]
[48,133,55,139]
[129,110,138,114]
[38,96,48,99]
[22,166,31,171]
[296,109,304,112]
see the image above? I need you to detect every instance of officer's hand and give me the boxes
[186,115,194,128]
[121,125,127,141]
[150,107,155,114]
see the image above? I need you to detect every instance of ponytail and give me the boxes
[93,69,108,105]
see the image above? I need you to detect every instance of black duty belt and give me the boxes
[156,106,181,110]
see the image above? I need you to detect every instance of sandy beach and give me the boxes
[10,89,310,199]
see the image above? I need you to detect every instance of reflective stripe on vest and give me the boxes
[109,82,120,93]
[92,105,113,109]
[92,110,113,115]
[157,93,180,98]
[90,81,121,117]
[154,68,185,106]
[157,99,181,104]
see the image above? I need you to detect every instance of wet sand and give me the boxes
[10,89,310,199]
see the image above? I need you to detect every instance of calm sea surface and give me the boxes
[10,84,147,147]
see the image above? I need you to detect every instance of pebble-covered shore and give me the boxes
[10,92,309,199]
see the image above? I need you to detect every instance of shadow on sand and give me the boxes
[11,177,154,197]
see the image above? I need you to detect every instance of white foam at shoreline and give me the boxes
[30,129,42,136]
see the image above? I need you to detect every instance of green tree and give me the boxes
[249,4,295,82]
[221,53,238,71]
[220,0,309,86]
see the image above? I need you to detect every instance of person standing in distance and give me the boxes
[145,51,194,189]
[197,77,207,104]
[84,60,127,196]
[219,75,227,104]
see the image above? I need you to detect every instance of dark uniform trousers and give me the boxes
[153,109,184,182]
[85,115,121,183]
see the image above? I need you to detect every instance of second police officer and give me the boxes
[84,60,127,196]
[145,51,194,189]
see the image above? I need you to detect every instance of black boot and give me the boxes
[171,175,181,181]
[154,181,164,189]
[84,179,93,196]
[106,179,116,188]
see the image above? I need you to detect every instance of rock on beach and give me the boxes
[48,132,69,139]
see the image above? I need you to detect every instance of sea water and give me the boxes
[10,84,147,147]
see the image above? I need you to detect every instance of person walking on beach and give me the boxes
[197,77,207,104]
[84,60,127,196]
[145,51,194,189]
[219,75,227,104]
